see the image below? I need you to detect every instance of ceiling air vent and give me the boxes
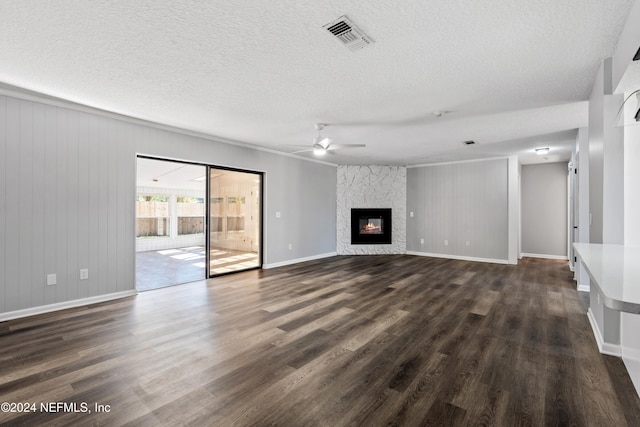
[462,140,476,145]
[323,15,374,51]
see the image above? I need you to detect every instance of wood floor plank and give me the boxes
[1,255,639,425]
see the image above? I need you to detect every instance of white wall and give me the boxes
[521,162,568,259]
[406,158,514,263]
[585,0,640,397]
[624,118,640,245]
[336,165,406,255]
[0,94,337,317]
[619,0,640,395]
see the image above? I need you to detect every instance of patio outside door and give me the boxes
[208,167,262,276]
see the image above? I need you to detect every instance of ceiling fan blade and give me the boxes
[289,148,313,154]
[326,144,366,150]
[319,137,332,148]
[279,144,316,148]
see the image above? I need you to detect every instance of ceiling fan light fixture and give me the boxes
[313,144,327,156]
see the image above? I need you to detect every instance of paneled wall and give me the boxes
[407,158,510,262]
[0,94,337,316]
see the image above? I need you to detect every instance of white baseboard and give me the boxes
[521,253,569,261]
[623,347,640,364]
[0,290,137,322]
[622,351,640,398]
[406,251,510,265]
[577,283,590,292]
[587,308,622,357]
[263,252,337,269]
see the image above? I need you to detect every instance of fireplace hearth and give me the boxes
[351,208,392,244]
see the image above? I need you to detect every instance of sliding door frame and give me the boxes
[136,155,264,283]
[206,164,264,278]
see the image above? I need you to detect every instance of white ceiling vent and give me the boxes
[323,16,374,51]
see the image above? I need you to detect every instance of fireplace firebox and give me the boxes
[351,208,392,244]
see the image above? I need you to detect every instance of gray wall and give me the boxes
[521,162,568,258]
[0,94,337,315]
[406,158,509,261]
[588,59,625,245]
[589,62,605,244]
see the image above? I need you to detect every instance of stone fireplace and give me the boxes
[337,165,406,255]
[351,208,392,244]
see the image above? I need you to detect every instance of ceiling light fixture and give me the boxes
[313,145,327,156]
[535,147,550,155]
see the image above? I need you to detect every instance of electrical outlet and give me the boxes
[46,274,56,286]
[80,269,89,280]
[275,211,281,218]
[466,241,471,246]
[420,238,424,244]
[410,212,414,217]
[444,240,448,246]
[288,243,292,250]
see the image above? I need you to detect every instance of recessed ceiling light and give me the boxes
[535,147,550,155]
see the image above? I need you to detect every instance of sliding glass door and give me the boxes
[208,167,262,276]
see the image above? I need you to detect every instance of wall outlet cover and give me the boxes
[46,274,56,286]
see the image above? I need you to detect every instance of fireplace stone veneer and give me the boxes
[337,165,406,255]
[351,208,392,244]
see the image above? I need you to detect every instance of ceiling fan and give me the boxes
[288,123,366,156]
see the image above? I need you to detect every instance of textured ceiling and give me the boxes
[0,0,635,165]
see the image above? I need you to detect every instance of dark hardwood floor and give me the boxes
[1,255,640,426]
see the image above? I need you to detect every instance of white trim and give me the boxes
[521,253,569,260]
[577,283,591,292]
[0,290,137,322]
[622,351,640,398]
[406,251,511,265]
[0,85,337,167]
[622,347,640,364]
[587,308,622,356]
[263,252,337,269]
[407,156,510,169]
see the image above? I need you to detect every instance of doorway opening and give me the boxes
[135,157,263,291]
[135,158,207,291]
